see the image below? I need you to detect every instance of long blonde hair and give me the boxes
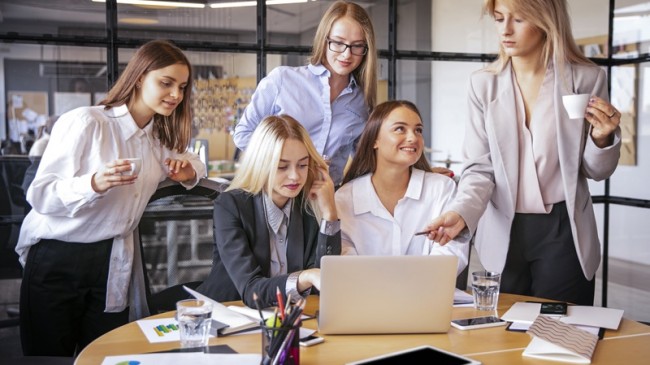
[482,0,593,77]
[309,0,377,111]
[100,39,192,153]
[228,115,328,220]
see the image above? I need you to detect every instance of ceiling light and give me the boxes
[209,0,308,9]
[119,17,160,24]
[92,0,205,9]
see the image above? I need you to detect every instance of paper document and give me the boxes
[523,316,598,364]
[453,289,474,306]
[136,318,184,343]
[102,353,261,365]
[501,302,624,330]
[183,286,259,335]
[227,305,312,321]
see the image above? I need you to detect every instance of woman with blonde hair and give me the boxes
[424,0,621,305]
[233,0,377,185]
[17,39,205,356]
[198,115,340,308]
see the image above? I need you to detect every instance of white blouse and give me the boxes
[335,169,469,275]
[17,104,206,315]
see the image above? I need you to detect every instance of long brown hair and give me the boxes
[482,0,593,76]
[342,100,431,185]
[309,0,377,111]
[100,39,192,153]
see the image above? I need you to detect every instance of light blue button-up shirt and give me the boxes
[233,64,368,184]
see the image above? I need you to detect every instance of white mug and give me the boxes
[562,94,590,119]
[121,158,142,176]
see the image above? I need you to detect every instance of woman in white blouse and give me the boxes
[17,40,206,357]
[335,100,469,275]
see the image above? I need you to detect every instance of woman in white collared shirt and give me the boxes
[335,100,469,275]
[17,40,206,357]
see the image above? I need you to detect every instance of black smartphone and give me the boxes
[450,316,507,330]
[540,302,568,315]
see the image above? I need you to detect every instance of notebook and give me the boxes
[318,255,458,334]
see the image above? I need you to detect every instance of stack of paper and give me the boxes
[523,316,598,364]
[501,302,624,333]
[453,289,475,306]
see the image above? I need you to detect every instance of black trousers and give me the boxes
[20,238,129,357]
[501,202,595,305]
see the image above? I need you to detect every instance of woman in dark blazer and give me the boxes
[197,115,340,308]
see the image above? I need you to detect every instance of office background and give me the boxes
[0,0,648,329]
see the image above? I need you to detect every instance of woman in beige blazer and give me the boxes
[424,0,621,305]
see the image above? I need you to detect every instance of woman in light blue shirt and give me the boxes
[234,1,378,185]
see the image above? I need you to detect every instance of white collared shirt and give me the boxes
[263,193,292,277]
[16,104,206,313]
[335,169,469,275]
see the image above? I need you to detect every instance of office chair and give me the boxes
[0,156,40,329]
[139,177,228,314]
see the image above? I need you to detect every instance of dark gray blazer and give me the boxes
[196,189,340,308]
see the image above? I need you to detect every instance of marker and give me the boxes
[153,327,164,337]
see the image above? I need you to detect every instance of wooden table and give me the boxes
[75,294,650,365]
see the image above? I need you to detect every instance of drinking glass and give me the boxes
[176,299,213,348]
[471,271,501,311]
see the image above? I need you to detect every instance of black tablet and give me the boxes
[346,345,481,365]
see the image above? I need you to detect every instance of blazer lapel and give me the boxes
[554,62,583,212]
[253,194,271,275]
[286,199,305,273]
[490,63,519,212]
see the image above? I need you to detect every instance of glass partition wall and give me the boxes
[1,0,649,321]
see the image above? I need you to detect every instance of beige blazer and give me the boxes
[450,61,621,280]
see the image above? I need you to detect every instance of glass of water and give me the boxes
[176,299,213,348]
[471,271,501,311]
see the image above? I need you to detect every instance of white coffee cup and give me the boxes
[121,158,142,176]
[562,94,590,119]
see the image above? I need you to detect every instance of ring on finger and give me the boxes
[607,110,617,118]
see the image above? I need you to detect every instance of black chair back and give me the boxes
[139,178,228,314]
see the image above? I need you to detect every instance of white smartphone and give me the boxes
[299,334,325,347]
[450,316,507,330]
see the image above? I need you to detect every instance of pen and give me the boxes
[276,287,286,321]
[414,227,445,236]
[253,292,265,322]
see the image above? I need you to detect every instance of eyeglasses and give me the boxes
[327,39,368,56]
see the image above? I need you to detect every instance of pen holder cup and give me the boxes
[261,320,301,365]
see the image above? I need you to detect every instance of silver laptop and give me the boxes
[318,255,458,334]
